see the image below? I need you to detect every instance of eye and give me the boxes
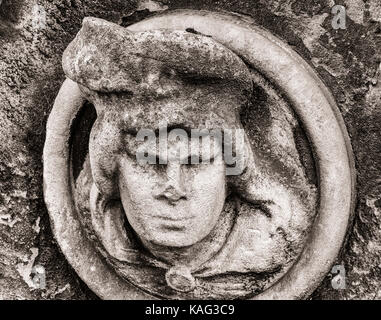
[154,162,167,173]
[147,155,166,173]
[187,155,200,165]
[184,155,215,166]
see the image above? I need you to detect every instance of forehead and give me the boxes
[95,89,241,133]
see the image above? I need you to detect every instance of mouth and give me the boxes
[153,215,194,232]
[161,223,186,231]
[153,215,194,222]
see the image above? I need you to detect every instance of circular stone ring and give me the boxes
[43,9,356,300]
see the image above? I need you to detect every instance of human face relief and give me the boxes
[118,129,227,248]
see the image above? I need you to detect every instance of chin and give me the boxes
[145,229,203,248]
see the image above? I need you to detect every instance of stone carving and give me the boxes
[43,10,355,299]
[66,16,316,299]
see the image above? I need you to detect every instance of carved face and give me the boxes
[118,133,227,247]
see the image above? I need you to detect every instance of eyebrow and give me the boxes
[154,125,193,137]
[140,151,216,164]
[124,125,194,138]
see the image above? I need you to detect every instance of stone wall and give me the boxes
[0,0,380,299]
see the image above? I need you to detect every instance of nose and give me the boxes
[155,162,187,205]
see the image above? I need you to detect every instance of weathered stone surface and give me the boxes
[63,17,252,95]
[0,0,139,300]
[1,0,380,300]
[46,14,320,299]
[44,9,352,299]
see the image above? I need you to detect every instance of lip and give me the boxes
[152,215,195,222]
[161,223,187,231]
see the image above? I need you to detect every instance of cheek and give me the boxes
[119,160,158,204]
[118,166,154,232]
[190,163,226,207]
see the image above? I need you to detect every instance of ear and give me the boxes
[226,132,257,191]
[89,183,135,262]
[88,114,120,199]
